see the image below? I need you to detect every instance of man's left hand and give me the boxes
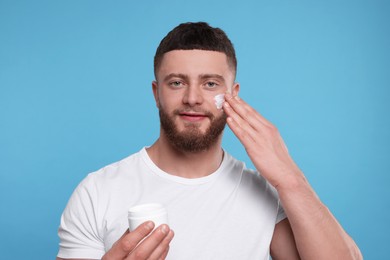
[223,93,302,189]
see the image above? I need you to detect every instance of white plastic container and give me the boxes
[128,203,168,231]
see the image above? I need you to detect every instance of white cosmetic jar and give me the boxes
[128,203,168,231]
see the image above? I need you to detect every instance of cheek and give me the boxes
[160,97,187,116]
[158,91,178,109]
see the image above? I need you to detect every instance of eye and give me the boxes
[169,81,183,88]
[205,81,218,88]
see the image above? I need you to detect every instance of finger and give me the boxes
[157,246,170,260]
[224,94,280,147]
[223,101,260,144]
[147,229,174,260]
[128,224,171,260]
[223,99,266,142]
[225,112,256,148]
[156,246,170,260]
[224,93,273,128]
[224,93,264,122]
[103,221,155,260]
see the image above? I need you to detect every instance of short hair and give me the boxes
[154,22,237,78]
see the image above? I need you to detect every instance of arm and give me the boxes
[56,221,174,260]
[270,219,300,260]
[223,94,362,260]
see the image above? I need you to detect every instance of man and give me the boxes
[57,22,362,259]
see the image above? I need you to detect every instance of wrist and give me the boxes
[275,170,313,199]
[274,167,303,188]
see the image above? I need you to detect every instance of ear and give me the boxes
[232,82,240,96]
[152,81,160,108]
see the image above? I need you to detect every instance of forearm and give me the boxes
[222,94,362,259]
[277,172,362,260]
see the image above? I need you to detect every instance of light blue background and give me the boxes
[1,0,389,259]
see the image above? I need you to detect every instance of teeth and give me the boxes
[214,94,225,109]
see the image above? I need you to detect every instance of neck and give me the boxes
[146,134,224,179]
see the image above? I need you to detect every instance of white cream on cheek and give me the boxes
[214,94,225,109]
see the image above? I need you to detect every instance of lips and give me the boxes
[179,112,208,122]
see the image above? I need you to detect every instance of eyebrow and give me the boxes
[199,74,226,84]
[162,73,189,83]
[162,73,226,84]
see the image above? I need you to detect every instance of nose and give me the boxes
[182,85,203,107]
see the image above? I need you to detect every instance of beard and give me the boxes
[159,106,227,153]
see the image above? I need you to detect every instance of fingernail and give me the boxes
[161,224,169,234]
[146,221,154,229]
[223,101,230,107]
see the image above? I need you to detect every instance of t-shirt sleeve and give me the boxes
[57,174,105,259]
[275,199,287,224]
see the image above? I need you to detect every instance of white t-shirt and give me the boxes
[58,148,286,259]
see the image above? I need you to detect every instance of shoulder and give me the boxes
[81,148,145,187]
[241,168,280,201]
[225,152,280,201]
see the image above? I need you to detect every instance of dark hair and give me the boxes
[154,22,237,78]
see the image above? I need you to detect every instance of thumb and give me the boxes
[102,221,155,260]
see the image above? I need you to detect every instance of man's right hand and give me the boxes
[102,221,174,260]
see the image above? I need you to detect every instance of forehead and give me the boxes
[156,50,234,81]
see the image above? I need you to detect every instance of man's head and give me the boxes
[152,22,239,153]
[154,22,237,79]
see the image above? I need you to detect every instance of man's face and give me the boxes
[153,50,239,152]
